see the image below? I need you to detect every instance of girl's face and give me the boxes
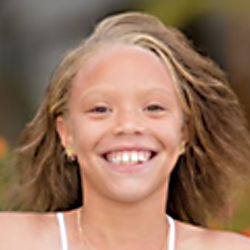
[57,44,187,204]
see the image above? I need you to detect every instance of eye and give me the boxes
[90,106,111,113]
[145,104,165,112]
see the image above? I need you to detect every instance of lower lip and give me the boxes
[103,159,154,174]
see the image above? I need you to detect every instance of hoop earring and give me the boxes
[66,147,76,162]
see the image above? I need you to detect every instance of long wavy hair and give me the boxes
[3,12,250,226]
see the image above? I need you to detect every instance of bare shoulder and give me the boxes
[0,211,54,230]
[204,228,250,250]
[175,219,250,250]
[0,211,58,250]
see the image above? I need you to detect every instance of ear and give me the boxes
[56,116,74,150]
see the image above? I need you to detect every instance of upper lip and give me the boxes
[99,144,158,156]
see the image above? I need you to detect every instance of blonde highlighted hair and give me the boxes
[4,12,250,226]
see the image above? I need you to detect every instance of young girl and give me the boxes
[1,12,250,250]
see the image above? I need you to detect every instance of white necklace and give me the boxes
[77,208,171,250]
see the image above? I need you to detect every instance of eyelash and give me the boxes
[89,106,111,113]
[89,104,164,114]
[145,104,165,112]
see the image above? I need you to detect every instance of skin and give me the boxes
[0,44,250,250]
[57,44,186,250]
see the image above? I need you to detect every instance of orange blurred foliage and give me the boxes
[0,136,9,160]
[241,228,250,237]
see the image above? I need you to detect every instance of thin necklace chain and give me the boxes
[77,209,95,250]
[77,208,170,250]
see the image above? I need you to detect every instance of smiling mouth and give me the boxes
[102,150,157,166]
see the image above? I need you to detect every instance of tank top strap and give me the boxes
[167,215,176,250]
[56,212,68,250]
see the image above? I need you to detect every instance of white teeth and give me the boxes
[106,151,152,165]
[122,153,130,163]
[131,152,138,163]
[138,152,146,162]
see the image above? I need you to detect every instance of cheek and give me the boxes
[155,123,182,173]
[152,116,183,148]
[69,116,90,152]
[70,117,107,156]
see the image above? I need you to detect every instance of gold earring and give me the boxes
[66,147,76,162]
[180,142,186,155]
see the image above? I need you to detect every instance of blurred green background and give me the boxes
[0,0,250,236]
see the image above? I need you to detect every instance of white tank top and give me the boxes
[56,212,176,250]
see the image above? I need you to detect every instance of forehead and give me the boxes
[72,43,177,93]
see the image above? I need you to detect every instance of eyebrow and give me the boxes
[78,87,117,101]
[138,88,174,99]
[78,85,175,101]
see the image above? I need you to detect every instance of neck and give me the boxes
[79,188,170,250]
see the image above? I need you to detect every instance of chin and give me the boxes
[83,153,173,205]
[102,178,167,205]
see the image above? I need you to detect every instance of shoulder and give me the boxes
[0,211,59,250]
[175,219,250,250]
[204,229,250,250]
[0,211,55,231]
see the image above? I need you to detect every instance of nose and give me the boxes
[113,108,145,135]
